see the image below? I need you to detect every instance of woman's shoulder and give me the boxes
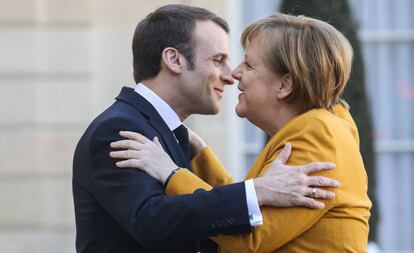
[279,108,336,134]
[265,109,338,166]
[268,104,358,148]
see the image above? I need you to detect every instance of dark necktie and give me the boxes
[174,125,210,250]
[173,124,191,164]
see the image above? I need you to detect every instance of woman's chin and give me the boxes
[235,106,246,118]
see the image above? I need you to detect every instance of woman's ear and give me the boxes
[161,47,183,74]
[277,73,293,99]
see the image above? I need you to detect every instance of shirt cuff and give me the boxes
[244,179,263,227]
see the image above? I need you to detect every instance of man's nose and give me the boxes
[221,65,235,85]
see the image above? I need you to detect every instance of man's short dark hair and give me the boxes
[132,4,229,83]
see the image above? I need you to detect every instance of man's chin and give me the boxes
[195,105,220,115]
[210,102,221,115]
[210,107,220,115]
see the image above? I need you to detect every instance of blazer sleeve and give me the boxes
[86,116,251,248]
[165,118,339,252]
[190,147,234,186]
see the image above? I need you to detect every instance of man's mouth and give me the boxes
[214,88,224,99]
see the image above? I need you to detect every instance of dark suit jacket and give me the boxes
[72,87,251,253]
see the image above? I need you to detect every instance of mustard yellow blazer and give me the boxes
[166,105,372,252]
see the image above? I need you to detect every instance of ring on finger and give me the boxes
[310,187,317,198]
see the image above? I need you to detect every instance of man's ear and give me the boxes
[276,73,293,99]
[161,47,184,74]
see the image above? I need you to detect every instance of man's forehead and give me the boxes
[194,20,228,42]
[195,44,229,60]
[193,21,229,54]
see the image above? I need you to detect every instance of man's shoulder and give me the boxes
[75,100,149,154]
[72,99,150,178]
[89,100,147,133]
[97,100,144,123]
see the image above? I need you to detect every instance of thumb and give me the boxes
[153,136,162,147]
[276,142,292,165]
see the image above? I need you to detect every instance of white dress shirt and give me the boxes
[135,83,263,226]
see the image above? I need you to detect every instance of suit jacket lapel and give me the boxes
[115,87,190,169]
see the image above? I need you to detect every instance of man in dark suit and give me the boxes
[72,4,338,253]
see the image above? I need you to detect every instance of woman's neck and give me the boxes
[261,105,299,137]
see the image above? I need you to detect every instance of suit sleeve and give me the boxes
[86,117,251,248]
[190,147,234,186]
[166,119,339,252]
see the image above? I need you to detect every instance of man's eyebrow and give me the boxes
[212,53,229,60]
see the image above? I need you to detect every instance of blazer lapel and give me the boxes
[115,87,190,169]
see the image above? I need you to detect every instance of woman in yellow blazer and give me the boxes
[111,13,371,252]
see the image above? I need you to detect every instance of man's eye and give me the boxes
[213,58,223,65]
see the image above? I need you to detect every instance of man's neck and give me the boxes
[141,78,190,121]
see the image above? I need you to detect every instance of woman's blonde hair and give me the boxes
[241,13,353,112]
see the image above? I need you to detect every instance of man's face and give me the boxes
[180,20,234,115]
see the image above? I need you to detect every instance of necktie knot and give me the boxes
[173,124,190,159]
[173,124,189,145]
[172,124,192,170]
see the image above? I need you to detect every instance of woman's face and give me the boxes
[232,37,284,125]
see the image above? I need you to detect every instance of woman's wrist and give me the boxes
[189,135,207,158]
[163,167,181,187]
[188,129,207,158]
[190,142,207,157]
[159,161,180,184]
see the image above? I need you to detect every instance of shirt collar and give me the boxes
[134,83,181,131]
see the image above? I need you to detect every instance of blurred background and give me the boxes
[0,0,412,252]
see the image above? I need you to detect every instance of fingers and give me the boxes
[110,150,140,159]
[274,143,292,165]
[115,159,143,169]
[153,136,162,148]
[110,139,142,150]
[301,162,336,174]
[296,197,325,209]
[305,187,335,199]
[308,176,340,188]
[119,131,151,143]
